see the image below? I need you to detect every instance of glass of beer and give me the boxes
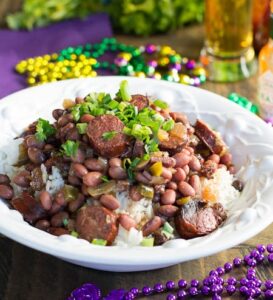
[201,0,257,82]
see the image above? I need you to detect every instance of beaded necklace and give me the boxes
[15,38,206,87]
[67,244,273,300]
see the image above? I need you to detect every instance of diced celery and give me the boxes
[163,222,174,234]
[71,231,79,238]
[141,237,154,247]
[162,230,173,239]
[91,239,107,246]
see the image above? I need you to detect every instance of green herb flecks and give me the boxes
[101,175,110,182]
[102,130,118,140]
[61,140,79,157]
[35,118,56,141]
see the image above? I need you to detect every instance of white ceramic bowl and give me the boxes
[0,77,273,272]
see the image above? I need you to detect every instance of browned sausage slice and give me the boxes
[11,192,47,224]
[87,115,128,158]
[174,200,227,239]
[75,206,118,245]
[194,119,227,155]
[130,94,149,111]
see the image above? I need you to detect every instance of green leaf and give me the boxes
[101,175,110,182]
[153,99,169,109]
[102,131,118,140]
[61,140,79,157]
[35,118,56,141]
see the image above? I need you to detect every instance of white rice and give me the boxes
[114,225,143,247]
[201,168,239,209]
[44,166,64,195]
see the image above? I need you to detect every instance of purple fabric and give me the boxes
[0,13,113,99]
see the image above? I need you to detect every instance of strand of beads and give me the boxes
[67,243,273,300]
[15,39,206,87]
[228,93,259,115]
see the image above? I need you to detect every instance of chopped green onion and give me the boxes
[141,237,154,247]
[145,139,159,153]
[61,140,79,157]
[127,157,141,180]
[130,124,152,141]
[118,101,128,111]
[163,222,174,234]
[101,94,112,104]
[71,104,82,121]
[35,118,56,141]
[71,231,79,238]
[63,218,69,227]
[101,175,110,182]
[102,130,118,140]
[76,123,88,134]
[91,238,107,246]
[162,119,175,131]
[142,154,150,161]
[119,80,132,102]
[122,158,131,170]
[153,99,169,109]
[106,99,119,109]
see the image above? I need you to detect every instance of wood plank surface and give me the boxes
[0,3,272,300]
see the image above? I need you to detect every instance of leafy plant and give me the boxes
[7,0,204,35]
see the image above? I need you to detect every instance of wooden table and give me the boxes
[0,7,272,299]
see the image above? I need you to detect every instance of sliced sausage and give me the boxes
[174,199,227,239]
[130,94,149,111]
[75,206,118,245]
[11,192,47,224]
[87,115,128,158]
[132,140,145,157]
[194,119,227,155]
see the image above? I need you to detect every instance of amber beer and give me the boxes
[205,0,253,57]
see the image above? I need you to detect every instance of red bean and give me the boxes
[109,158,122,168]
[189,175,201,195]
[48,202,63,215]
[142,216,162,236]
[208,154,220,164]
[52,109,64,120]
[68,193,85,213]
[48,227,69,236]
[108,167,127,180]
[35,219,50,231]
[68,175,81,186]
[50,211,69,227]
[220,153,232,166]
[72,163,88,178]
[71,148,85,163]
[40,190,52,210]
[188,156,201,171]
[55,191,66,206]
[119,214,136,231]
[129,186,142,201]
[84,158,105,171]
[100,194,120,210]
[80,114,94,123]
[135,172,150,184]
[13,170,31,188]
[28,147,46,164]
[82,172,102,187]
[166,181,177,190]
[81,184,89,196]
[57,113,73,127]
[66,128,80,141]
[183,165,190,175]
[0,184,14,200]
[161,189,176,205]
[178,181,195,197]
[185,146,194,154]
[25,135,45,149]
[173,152,191,168]
[43,144,55,152]
[0,174,10,185]
[161,168,173,180]
[157,205,179,217]
[218,164,227,170]
[173,168,186,182]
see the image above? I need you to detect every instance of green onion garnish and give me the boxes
[162,119,175,131]
[141,237,154,247]
[153,99,169,109]
[102,130,118,140]
[119,80,132,102]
